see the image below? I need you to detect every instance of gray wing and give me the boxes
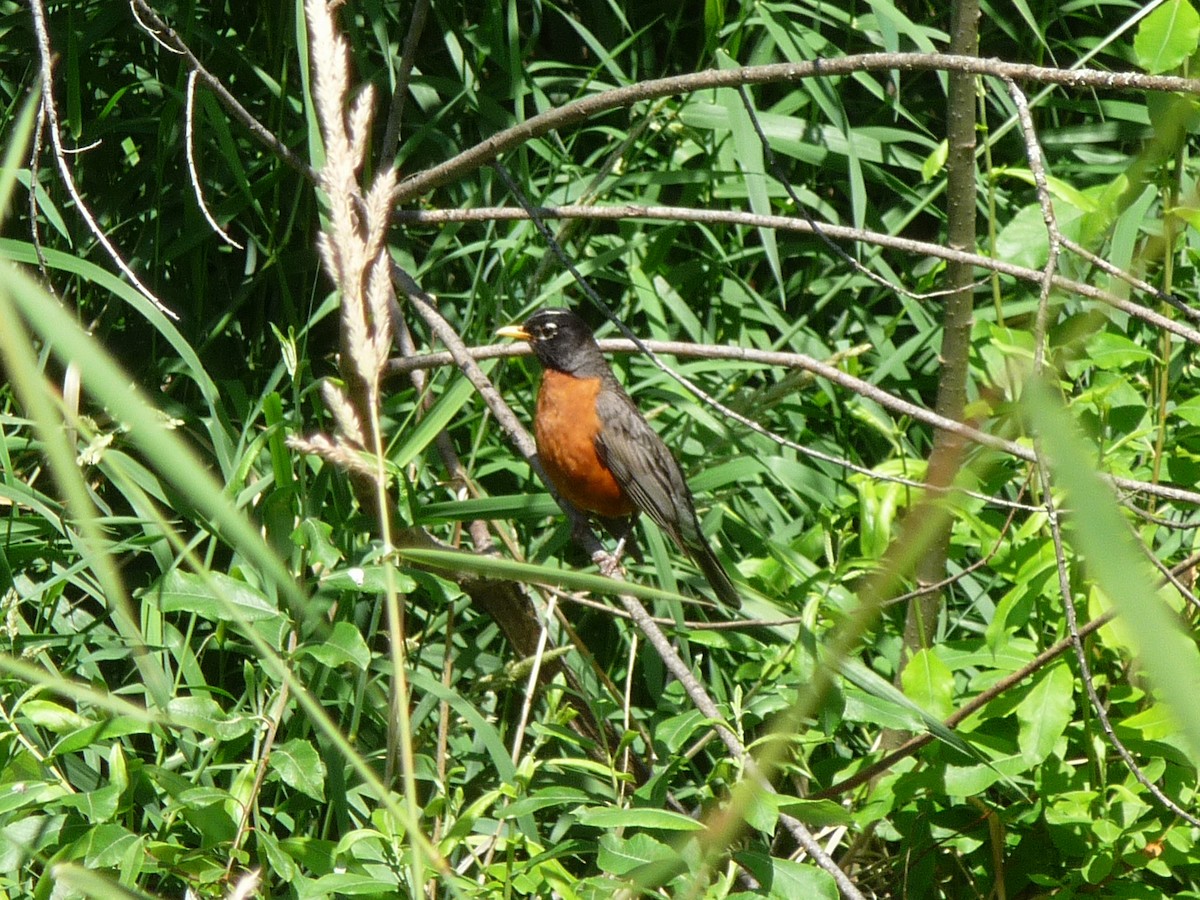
[592,387,700,548]
[595,387,743,607]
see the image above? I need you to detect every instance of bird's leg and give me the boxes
[597,515,643,564]
[578,517,627,578]
[565,510,621,575]
[593,514,643,577]
[612,535,629,562]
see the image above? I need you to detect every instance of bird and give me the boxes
[497,308,741,608]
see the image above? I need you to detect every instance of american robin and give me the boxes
[497,308,740,607]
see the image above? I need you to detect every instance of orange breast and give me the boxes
[535,371,635,518]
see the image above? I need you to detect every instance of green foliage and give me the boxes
[2,0,1200,897]
[1135,0,1200,75]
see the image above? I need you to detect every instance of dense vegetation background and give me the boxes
[4,0,1200,897]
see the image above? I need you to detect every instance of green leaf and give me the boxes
[1134,0,1200,74]
[1001,168,1097,211]
[767,859,840,899]
[1117,704,1179,741]
[56,784,121,823]
[1016,662,1074,765]
[1169,202,1200,232]
[921,139,948,181]
[840,660,977,760]
[501,787,591,819]
[1082,333,1157,371]
[775,797,855,828]
[737,851,839,900]
[150,569,281,624]
[703,0,725,59]
[652,710,710,753]
[0,781,55,817]
[255,829,299,884]
[1083,849,1115,883]
[270,739,326,801]
[167,696,257,741]
[76,824,141,869]
[995,204,1052,270]
[0,815,64,871]
[742,790,779,834]
[1148,92,1200,146]
[716,51,784,303]
[309,872,403,894]
[416,494,560,524]
[856,477,904,560]
[20,700,91,733]
[577,807,704,831]
[944,751,1027,796]
[296,621,371,671]
[596,831,680,876]
[900,648,955,720]
[319,564,418,594]
[292,517,342,570]
[52,717,152,757]
[841,689,924,731]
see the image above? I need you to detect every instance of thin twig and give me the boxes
[185,71,243,250]
[1060,233,1200,321]
[227,631,296,876]
[1144,547,1200,613]
[28,96,53,288]
[1039,464,1200,829]
[379,0,430,163]
[1006,78,1059,372]
[734,83,953,303]
[1011,72,1200,829]
[885,476,1029,608]
[30,0,178,320]
[395,330,1200,509]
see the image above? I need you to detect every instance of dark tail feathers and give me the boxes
[688,537,741,609]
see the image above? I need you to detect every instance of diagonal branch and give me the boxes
[130,0,314,180]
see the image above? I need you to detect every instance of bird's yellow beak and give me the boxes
[495,324,531,341]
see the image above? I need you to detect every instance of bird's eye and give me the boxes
[542,323,557,338]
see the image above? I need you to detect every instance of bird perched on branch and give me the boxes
[497,308,740,607]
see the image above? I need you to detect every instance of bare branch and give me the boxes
[395,203,1200,347]
[393,54,1200,204]
[1007,77,1060,370]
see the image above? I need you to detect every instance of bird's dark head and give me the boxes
[497,308,607,376]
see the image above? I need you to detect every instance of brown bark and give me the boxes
[898,0,980,671]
